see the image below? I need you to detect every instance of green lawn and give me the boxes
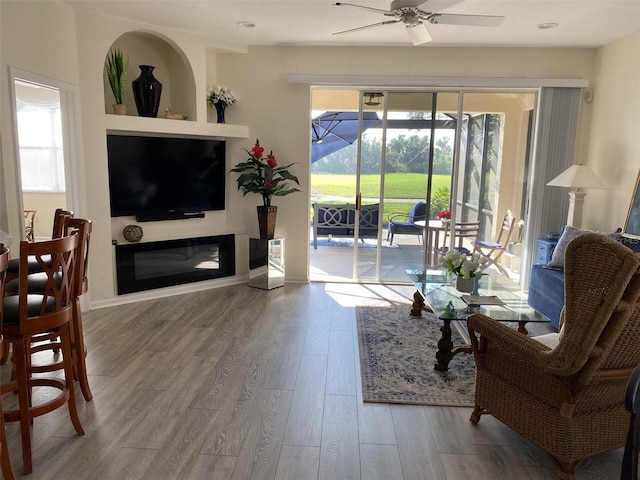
[311,173,451,222]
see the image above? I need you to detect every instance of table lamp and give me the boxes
[547,164,607,227]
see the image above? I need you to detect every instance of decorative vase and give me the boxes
[257,206,277,240]
[441,218,449,227]
[123,224,143,242]
[456,276,475,293]
[132,65,162,118]
[214,102,226,123]
[112,104,127,115]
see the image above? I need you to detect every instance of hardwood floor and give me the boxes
[1,282,624,479]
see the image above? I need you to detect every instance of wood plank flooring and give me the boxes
[1,282,625,479]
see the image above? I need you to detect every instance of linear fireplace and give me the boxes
[115,234,235,294]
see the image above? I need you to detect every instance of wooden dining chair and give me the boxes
[436,221,480,259]
[472,213,515,277]
[6,208,73,283]
[5,218,93,401]
[1,234,84,474]
[0,245,16,480]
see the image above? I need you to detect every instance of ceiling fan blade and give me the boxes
[333,20,401,36]
[333,3,393,15]
[426,13,504,27]
[406,22,432,45]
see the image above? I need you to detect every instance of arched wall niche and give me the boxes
[103,30,197,120]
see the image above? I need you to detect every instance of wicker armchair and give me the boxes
[468,232,640,479]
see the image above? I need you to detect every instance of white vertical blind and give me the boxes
[521,87,582,289]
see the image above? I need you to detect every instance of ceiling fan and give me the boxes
[333,0,504,46]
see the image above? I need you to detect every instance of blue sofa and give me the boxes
[528,228,640,329]
[528,265,565,328]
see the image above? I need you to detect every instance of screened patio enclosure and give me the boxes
[309,89,536,285]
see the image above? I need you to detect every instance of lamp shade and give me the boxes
[547,164,607,189]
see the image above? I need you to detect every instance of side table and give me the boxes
[535,238,558,265]
[249,237,285,290]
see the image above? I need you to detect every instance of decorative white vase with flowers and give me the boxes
[206,84,237,123]
[439,250,488,293]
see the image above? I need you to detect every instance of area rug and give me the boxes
[356,303,476,407]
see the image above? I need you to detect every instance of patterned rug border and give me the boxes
[356,302,476,407]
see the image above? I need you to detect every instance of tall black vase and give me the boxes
[132,65,162,118]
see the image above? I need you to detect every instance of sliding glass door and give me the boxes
[310,88,537,285]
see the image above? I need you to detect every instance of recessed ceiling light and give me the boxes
[537,23,559,30]
[237,21,256,28]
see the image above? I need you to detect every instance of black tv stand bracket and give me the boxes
[135,211,205,222]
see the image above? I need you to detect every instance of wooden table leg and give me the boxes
[434,318,472,372]
[435,319,454,372]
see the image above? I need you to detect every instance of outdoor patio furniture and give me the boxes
[435,221,480,259]
[312,203,379,249]
[472,213,515,277]
[386,201,426,244]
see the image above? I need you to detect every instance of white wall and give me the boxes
[3,0,636,307]
[0,0,79,241]
[582,29,640,232]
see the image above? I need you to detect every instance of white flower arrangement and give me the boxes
[207,85,237,107]
[439,250,487,279]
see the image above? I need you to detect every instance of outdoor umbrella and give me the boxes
[311,111,380,163]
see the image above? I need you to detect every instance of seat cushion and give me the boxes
[3,295,58,325]
[6,255,52,275]
[5,272,62,295]
[476,241,502,249]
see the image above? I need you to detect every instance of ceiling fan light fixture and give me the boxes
[364,92,383,106]
[406,22,432,45]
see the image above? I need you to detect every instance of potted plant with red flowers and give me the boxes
[438,209,451,226]
[231,139,300,239]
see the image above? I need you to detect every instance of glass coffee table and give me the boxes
[406,269,550,372]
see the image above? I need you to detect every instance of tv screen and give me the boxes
[107,134,226,219]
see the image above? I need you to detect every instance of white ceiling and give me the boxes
[67,0,640,48]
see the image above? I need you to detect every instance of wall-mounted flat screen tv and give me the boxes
[107,133,225,221]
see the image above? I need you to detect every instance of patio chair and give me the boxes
[468,232,640,480]
[386,201,426,244]
[472,213,515,277]
[434,221,480,259]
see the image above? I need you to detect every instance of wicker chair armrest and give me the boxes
[467,313,552,365]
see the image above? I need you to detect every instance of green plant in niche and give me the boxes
[105,48,129,105]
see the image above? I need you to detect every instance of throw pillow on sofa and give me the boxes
[545,225,591,270]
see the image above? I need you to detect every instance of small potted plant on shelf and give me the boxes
[105,48,129,115]
[231,139,300,239]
